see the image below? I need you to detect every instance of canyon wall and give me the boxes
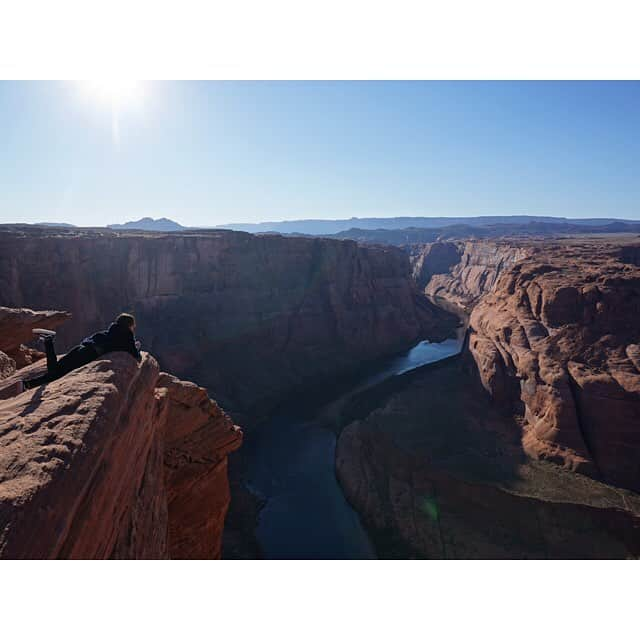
[0,227,453,421]
[0,310,242,559]
[469,240,640,492]
[410,240,531,310]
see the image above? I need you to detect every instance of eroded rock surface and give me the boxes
[469,239,640,491]
[0,350,241,560]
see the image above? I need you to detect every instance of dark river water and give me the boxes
[243,336,463,559]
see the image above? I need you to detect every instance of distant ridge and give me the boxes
[331,220,640,245]
[37,222,77,228]
[107,217,186,232]
[217,215,639,236]
[6,214,640,236]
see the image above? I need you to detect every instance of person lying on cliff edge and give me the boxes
[19,313,142,391]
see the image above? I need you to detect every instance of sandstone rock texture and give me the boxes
[0,307,71,380]
[0,338,241,559]
[469,239,640,492]
[337,237,640,558]
[411,240,531,310]
[336,355,640,559]
[0,227,453,421]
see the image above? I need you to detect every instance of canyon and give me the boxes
[336,236,640,558]
[1,225,638,559]
[0,226,452,559]
[0,226,454,422]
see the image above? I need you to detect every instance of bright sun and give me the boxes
[75,79,146,145]
[77,79,145,110]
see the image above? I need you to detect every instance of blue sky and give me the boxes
[1,81,639,226]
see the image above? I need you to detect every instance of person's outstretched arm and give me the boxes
[127,332,142,361]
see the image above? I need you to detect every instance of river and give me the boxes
[243,334,464,559]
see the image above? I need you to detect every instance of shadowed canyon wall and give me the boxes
[0,227,453,421]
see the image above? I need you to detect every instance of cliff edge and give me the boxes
[0,310,242,559]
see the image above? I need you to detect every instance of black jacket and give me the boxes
[82,322,141,361]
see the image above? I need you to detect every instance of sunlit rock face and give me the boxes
[0,304,241,559]
[409,240,531,310]
[408,237,640,492]
[0,351,242,559]
[0,227,454,420]
[469,240,640,492]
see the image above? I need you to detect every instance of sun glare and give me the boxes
[77,79,145,110]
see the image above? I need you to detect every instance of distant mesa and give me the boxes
[107,217,186,232]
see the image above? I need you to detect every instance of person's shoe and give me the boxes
[32,328,57,341]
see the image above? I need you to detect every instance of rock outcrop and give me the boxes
[411,240,531,310]
[469,239,640,492]
[0,307,71,379]
[0,227,453,421]
[0,311,242,559]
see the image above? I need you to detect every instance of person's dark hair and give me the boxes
[115,313,136,330]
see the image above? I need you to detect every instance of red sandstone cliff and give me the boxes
[0,227,453,420]
[469,239,640,492]
[409,237,640,491]
[0,310,241,559]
